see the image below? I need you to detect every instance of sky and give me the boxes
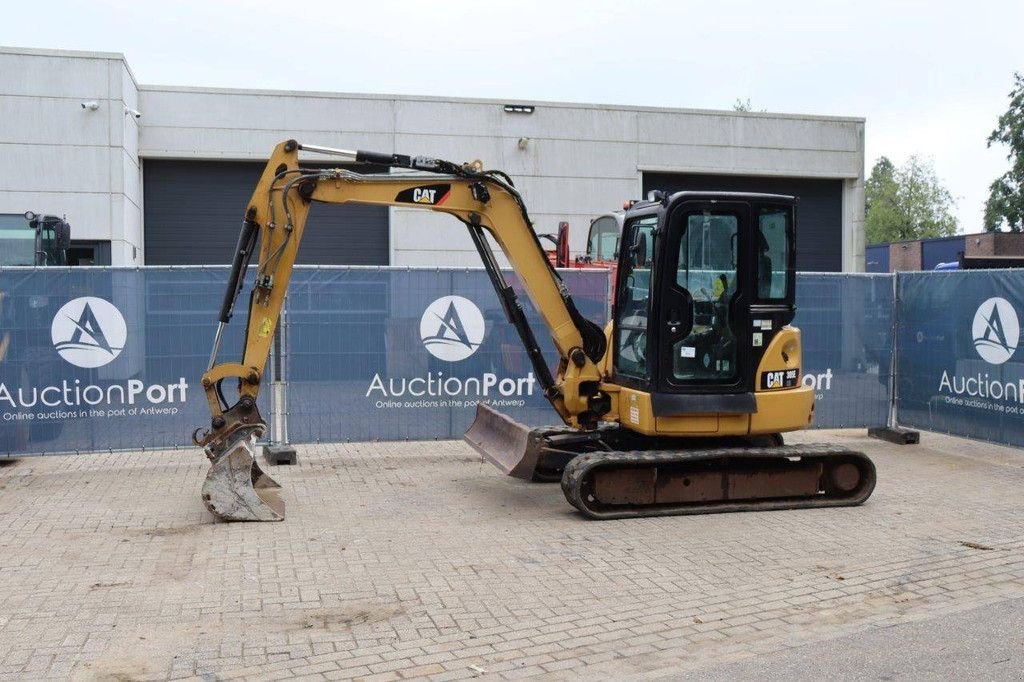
[3,0,1021,232]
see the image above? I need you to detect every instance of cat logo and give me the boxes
[395,183,451,206]
[760,368,798,390]
[413,188,436,204]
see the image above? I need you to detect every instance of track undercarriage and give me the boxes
[465,404,876,520]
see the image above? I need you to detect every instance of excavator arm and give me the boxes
[194,140,608,520]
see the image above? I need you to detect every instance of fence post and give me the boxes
[263,303,297,464]
[868,271,920,444]
[888,272,899,428]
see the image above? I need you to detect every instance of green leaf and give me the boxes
[984,72,1024,232]
[865,155,958,244]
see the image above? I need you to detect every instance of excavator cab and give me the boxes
[613,194,794,398]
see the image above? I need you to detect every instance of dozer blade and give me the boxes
[464,403,542,480]
[201,436,285,522]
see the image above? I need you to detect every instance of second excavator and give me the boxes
[193,140,876,522]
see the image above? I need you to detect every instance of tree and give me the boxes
[864,155,959,244]
[984,72,1024,232]
[731,98,766,113]
[733,98,753,112]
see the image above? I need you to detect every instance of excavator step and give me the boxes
[560,444,876,520]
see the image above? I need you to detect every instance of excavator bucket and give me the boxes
[201,436,285,522]
[464,403,543,480]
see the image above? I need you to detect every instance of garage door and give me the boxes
[643,173,844,272]
[143,160,389,265]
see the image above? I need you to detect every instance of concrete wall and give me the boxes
[1,47,866,269]
[0,47,142,264]
[138,86,866,269]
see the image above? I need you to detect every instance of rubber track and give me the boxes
[560,443,877,520]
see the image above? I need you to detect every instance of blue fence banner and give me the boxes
[794,273,894,429]
[896,270,1024,447]
[12,266,1024,455]
[0,267,268,455]
[284,267,611,442]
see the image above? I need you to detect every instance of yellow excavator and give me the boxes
[193,139,876,522]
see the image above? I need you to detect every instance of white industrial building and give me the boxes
[0,46,866,270]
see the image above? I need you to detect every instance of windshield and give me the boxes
[0,215,37,266]
[672,212,739,382]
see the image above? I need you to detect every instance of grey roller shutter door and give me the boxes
[143,160,389,265]
[642,173,844,272]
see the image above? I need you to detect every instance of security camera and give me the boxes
[81,101,99,111]
[124,106,141,119]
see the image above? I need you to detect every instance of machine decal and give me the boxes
[972,297,1018,365]
[395,184,451,206]
[760,369,799,390]
[258,317,272,338]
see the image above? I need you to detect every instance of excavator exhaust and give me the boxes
[200,434,285,522]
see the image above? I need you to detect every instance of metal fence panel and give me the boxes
[794,273,893,429]
[896,270,1024,446]
[1,266,902,454]
[0,267,267,455]
[284,267,610,442]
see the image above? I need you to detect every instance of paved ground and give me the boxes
[0,429,1022,681]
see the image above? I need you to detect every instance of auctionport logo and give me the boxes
[972,297,1019,365]
[420,295,484,362]
[51,297,127,369]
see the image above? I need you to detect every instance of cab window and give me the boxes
[756,208,790,300]
[614,216,656,377]
[587,217,619,261]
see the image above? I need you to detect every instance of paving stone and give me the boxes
[0,431,1021,679]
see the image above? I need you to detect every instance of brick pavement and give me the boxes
[0,429,1022,680]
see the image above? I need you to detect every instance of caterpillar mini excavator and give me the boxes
[193,139,876,522]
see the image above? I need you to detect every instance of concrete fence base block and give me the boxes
[262,444,298,465]
[868,426,921,445]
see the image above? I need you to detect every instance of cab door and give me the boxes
[655,201,751,394]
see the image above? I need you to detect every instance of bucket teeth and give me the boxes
[201,436,285,522]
